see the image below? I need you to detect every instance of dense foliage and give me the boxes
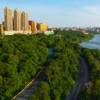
[54,29,94,43]
[28,30,94,100]
[29,38,79,100]
[0,34,51,100]
[0,30,95,100]
[80,48,100,100]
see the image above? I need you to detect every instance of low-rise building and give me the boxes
[4,30,31,35]
[29,21,37,33]
[0,24,4,36]
[44,30,54,35]
[79,29,88,34]
[37,23,48,32]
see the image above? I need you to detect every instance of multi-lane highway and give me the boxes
[12,47,53,100]
[11,48,53,100]
[12,67,46,100]
[12,55,89,100]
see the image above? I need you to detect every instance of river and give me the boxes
[80,34,100,50]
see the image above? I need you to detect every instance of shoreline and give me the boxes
[80,34,100,50]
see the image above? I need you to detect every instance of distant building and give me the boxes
[4,7,13,31]
[4,30,31,35]
[21,11,29,31]
[14,9,21,31]
[79,29,88,34]
[0,24,4,36]
[37,23,48,32]
[29,21,37,33]
[28,25,31,32]
[3,7,50,35]
[44,30,54,35]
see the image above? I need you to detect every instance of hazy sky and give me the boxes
[0,0,100,27]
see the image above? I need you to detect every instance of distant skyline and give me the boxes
[0,0,100,27]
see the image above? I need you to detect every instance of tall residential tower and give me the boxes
[4,7,13,31]
[14,9,21,31]
[21,11,29,31]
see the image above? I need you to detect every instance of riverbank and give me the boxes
[79,47,100,100]
[80,34,100,50]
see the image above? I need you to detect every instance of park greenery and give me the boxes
[80,48,100,100]
[0,34,51,99]
[0,30,99,100]
[29,38,79,100]
[28,30,94,100]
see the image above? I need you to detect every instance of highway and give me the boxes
[11,48,53,100]
[66,57,89,100]
[11,67,47,100]
[12,54,89,100]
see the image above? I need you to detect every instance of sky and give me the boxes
[0,0,100,27]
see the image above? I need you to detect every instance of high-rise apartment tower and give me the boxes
[21,11,29,31]
[14,9,21,31]
[4,7,13,31]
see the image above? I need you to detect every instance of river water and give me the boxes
[80,34,100,50]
